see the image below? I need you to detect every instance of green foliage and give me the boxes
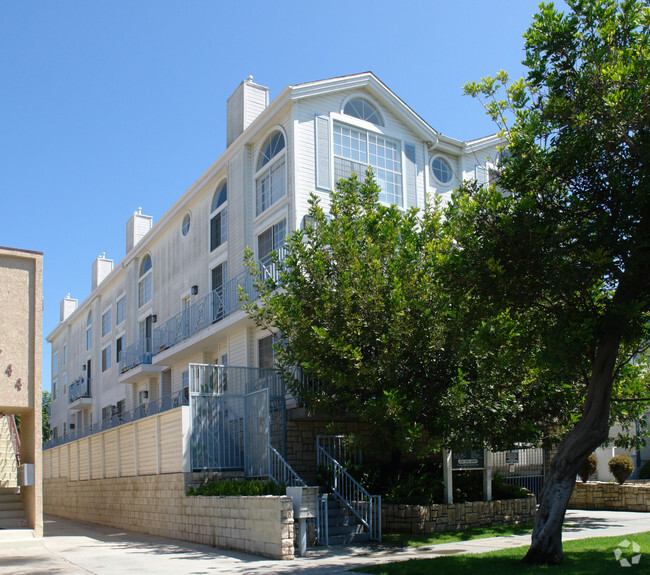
[639,460,650,480]
[454,0,650,451]
[578,454,599,483]
[42,390,51,442]
[608,454,635,484]
[186,478,286,497]
[243,170,465,452]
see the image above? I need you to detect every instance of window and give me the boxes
[138,255,152,307]
[102,405,114,422]
[116,336,123,364]
[62,344,67,366]
[257,219,286,262]
[52,351,59,375]
[116,296,126,325]
[86,312,92,350]
[102,345,112,372]
[343,97,384,126]
[182,213,191,236]
[431,156,453,184]
[256,131,286,215]
[53,379,58,400]
[333,122,402,206]
[258,335,275,369]
[101,308,112,337]
[210,182,228,251]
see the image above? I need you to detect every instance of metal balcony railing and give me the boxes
[44,389,188,450]
[69,377,92,403]
[120,250,286,373]
[119,338,153,373]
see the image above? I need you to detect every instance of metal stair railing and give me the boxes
[317,493,329,546]
[316,435,381,541]
[268,445,305,487]
[6,415,20,467]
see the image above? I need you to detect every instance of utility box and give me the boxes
[18,463,34,486]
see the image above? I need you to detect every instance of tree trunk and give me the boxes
[523,329,621,565]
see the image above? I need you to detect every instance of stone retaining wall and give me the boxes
[44,474,294,559]
[569,481,650,512]
[382,496,537,534]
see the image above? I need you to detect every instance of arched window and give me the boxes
[86,312,92,350]
[256,130,286,215]
[343,97,384,127]
[138,255,152,307]
[210,181,228,251]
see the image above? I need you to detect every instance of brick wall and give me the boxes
[44,474,294,559]
[382,496,537,534]
[569,481,650,512]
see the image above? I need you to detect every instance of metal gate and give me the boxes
[244,389,269,477]
[189,363,284,474]
[492,446,545,499]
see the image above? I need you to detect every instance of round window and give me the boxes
[182,213,191,236]
[431,156,453,185]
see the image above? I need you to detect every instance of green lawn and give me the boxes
[354,532,650,574]
[382,522,534,547]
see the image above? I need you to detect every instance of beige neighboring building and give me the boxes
[0,246,43,537]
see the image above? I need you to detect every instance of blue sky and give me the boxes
[0,1,564,391]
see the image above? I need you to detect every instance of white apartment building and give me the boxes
[46,72,501,449]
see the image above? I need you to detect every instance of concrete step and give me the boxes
[0,501,23,512]
[327,532,370,545]
[0,517,28,530]
[0,529,40,550]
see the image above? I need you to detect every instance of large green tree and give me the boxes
[457,0,650,564]
[244,173,457,457]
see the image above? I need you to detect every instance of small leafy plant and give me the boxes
[578,454,598,483]
[187,478,286,496]
[608,454,634,485]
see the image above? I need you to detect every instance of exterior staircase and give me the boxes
[0,488,26,529]
[323,493,370,545]
[0,416,18,489]
[0,416,26,530]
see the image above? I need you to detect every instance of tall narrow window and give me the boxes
[210,181,228,251]
[102,345,112,372]
[116,296,126,325]
[258,335,275,369]
[255,131,286,215]
[116,336,123,364]
[257,219,286,262]
[52,351,59,374]
[101,308,112,337]
[138,255,152,307]
[86,312,92,351]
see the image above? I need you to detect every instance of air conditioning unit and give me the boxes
[18,464,34,486]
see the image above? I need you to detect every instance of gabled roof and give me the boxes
[290,72,443,146]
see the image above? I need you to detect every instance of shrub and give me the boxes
[578,454,599,483]
[608,454,635,484]
[186,478,285,497]
[639,460,650,480]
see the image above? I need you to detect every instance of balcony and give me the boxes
[120,250,285,374]
[68,377,92,409]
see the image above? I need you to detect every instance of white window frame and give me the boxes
[138,255,153,308]
[86,312,92,351]
[255,129,287,217]
[430,154,454,186]
[62,344,67,367]
[101,344,112,372]
[101,307,112,338]
[210,181,228,252]
[52,351,59,375]
[331,116,403,207]
[116,295,126,325]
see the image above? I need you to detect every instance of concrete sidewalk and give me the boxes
[0,509,648,574]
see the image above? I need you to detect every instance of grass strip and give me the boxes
[354,531,650,574]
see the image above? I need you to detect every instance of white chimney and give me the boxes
[226,75,269,147]
[60,293,78,322]
[126,207,153,254]
[92,253,114,290]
